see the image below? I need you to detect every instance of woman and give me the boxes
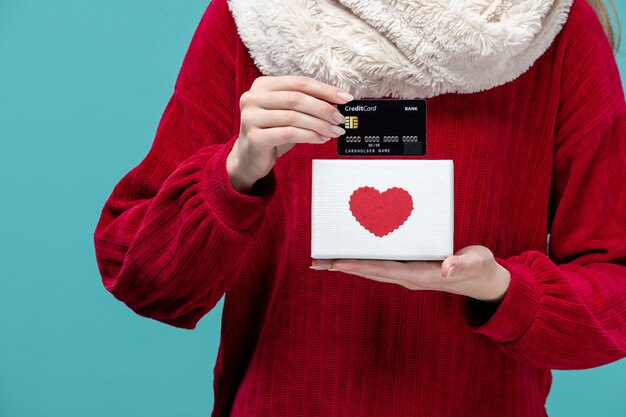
[94,0,626,415]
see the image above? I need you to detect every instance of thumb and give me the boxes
[442,256,461,278]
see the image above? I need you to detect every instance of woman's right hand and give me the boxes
[226,75,354,193]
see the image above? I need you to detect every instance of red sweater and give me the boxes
[94,0,626,415]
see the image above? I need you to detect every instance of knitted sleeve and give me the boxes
[464,0,626,369]
[93,0,273,329]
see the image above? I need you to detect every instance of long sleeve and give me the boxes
[93,0,274,329]
[463,0,626,369]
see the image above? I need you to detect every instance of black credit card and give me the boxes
[337,99,427,156]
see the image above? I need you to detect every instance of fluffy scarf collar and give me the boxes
[226,0,573,98]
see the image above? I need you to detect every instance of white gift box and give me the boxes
[311,159,454,260]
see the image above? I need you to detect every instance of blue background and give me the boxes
[0,1,624,415]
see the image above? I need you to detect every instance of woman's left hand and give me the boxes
[311,245,511,303]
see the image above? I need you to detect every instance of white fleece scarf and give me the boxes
[226,0,573,98]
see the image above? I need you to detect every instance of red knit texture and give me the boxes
[94,0,626,415]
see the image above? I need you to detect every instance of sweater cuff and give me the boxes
[464,257,541,343]
[201,136,276,231]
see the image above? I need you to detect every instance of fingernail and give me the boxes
[319,134,331,142]
[332,111,346,124]
[337,91,354,102]
[310,266,327,271]
[447,265,456,278]
[330,125,346,136]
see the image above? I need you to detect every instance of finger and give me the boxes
[330,259,379,272]
[252,108,345,138]
[444,248,488,278]
[311,259,333,270]
[334,259,445,287]
[251,75,354,104]
[245,126,332,149]
[341,270,421,290]
[248,91,347,127]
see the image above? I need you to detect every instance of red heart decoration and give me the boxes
[349,186,414,237]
